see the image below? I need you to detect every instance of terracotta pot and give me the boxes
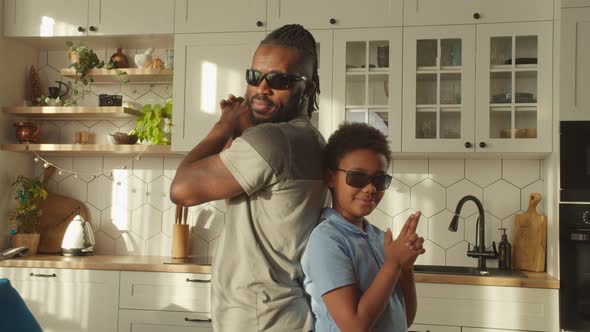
[14,122,40,144]
[11,233,40,255]
[68,50,80,64]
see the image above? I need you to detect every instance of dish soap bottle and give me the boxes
[498,228,512,270]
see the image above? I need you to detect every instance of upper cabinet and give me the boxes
[333,28,403,152]
[403,0,553,26]
[175,0,267,33]
[3,0,173,37]
[87,0,173,35]
[561,7,590,120]
[562,0,590,8]
[267,0,402,30]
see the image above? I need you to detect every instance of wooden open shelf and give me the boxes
[0,144,184,155]
[60,68,173,84]
[2,106,140,119]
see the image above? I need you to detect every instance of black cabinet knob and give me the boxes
[89,26,97,32]
[479,141,487,148]
[329,18,336,25]
[77,26,85,32]
[256,21,263,27]
[465,142,472,148]
[473,12,481,19]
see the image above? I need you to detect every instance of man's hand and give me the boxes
[218,94,252,139]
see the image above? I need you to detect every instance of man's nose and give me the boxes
[255,77,272,95]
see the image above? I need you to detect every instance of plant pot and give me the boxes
[11,233,40,255]
[68,50,80,64]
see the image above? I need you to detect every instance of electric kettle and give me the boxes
[61,215,95,256]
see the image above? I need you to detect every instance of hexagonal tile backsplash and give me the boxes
[32,49,545,267]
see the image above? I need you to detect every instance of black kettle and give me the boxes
[48,81,69,99]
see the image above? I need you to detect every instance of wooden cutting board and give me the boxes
[513,192,547,272]
[37,166,90,254]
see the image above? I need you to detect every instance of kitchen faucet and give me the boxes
[448,195,497,270]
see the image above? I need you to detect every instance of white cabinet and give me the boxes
[3,0,173,37]
[409,324,461,332]
[333,28,403,151]
[171,32,264,152]
[3,0,88,37]
[87,0,174,35]
[402,25,476,152]
[403,22,553,153]
[0,267,119,332]
[561,7,590,120]
[174,0,266,33]
[462,329,533,332]
[118,310,213,332]
[403,0,553,26]
[267,0,402,30]
[562,0,590,8]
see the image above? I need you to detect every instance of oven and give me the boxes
[560,121,590,202]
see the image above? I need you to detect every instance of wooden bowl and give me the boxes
[109,132,138,144]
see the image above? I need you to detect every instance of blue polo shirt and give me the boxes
[301,208,407,332]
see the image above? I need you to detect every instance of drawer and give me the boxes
[120,271,211,312]
[118,309,213,332]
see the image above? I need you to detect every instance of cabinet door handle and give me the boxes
[464,142,472,148]
[186,278,210,283]
[329,18,336,25]
[185,317,212,322]
[29,273,56,278]
[77,26,85,32]
[479,141,487,148]
[473,12,481,19]
[256,21,263,27]
[89,26,97,32]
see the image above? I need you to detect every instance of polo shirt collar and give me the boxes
[322,208,379,240]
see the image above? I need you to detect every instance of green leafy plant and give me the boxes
[66,41,105,85]
[130,99,173,145]
[10,176,48,234]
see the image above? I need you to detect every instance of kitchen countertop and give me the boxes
[0,255,559,288]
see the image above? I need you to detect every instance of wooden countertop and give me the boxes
[0,255,559,288]
[0,255,211,274]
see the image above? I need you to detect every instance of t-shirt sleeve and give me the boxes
[304,227,356,297]
[219,136,278,196]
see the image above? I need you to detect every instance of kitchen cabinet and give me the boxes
[267,0,402,30]
[174,0,266,33]
[333,28,403,151]
[118,310,213,332]
[561,7,590,120]
[403,0,553,26]
[3,0,173,37]
[409,324,460,332]
[562,0,590,8]
[403,21,552,153]
[171,29,333,151]
[462,329,534,332]
[0,267,119,332]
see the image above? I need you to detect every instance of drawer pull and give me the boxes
[185,317,212,322]
[186,278,210,283]
[29,273,56,278]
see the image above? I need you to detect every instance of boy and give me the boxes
[302,122,425,332]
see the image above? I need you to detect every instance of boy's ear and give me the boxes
[325,168,336,189]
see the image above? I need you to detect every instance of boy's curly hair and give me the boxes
[325,122,392,170]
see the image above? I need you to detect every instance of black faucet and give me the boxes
[448,195,497,270]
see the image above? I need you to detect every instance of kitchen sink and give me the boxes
[413,265,527,278]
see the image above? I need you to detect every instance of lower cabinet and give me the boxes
[462,329,534,332]
[409,323,461,332]
[118,310,213,332]
[0,267,119,332]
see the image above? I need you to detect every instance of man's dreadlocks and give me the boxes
[260,24,320,119]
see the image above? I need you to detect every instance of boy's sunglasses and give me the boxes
[337,168,392,191]
[246,69,309,90]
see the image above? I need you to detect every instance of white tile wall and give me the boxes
[31,49,545,267]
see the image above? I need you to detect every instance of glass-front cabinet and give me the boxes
[333,28,403,151]
[475,22,552,152]
[403,26,476,152]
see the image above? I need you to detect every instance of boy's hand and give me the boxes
[383,212,423,268]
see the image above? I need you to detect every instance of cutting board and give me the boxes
[37,166,90,254]
[513,192,547,272]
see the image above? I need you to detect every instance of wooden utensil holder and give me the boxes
[171,224,189,258]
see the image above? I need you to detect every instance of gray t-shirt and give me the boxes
[214,114,327,331]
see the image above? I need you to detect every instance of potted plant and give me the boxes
[9,176,48,255]
[66,41,107,85]
[130,99,173,145]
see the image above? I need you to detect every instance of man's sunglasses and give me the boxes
[246,69,309,90]
[337,168,392,192]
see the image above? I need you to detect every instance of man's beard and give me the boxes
[246,90,305,126]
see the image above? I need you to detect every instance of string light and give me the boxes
[32,147,151,180]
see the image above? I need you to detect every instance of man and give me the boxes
[170,25,327,331]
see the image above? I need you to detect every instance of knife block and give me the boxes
[171,224,189,258]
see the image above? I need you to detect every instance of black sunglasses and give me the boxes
[337,168,392,191]
[246,69,309,90]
